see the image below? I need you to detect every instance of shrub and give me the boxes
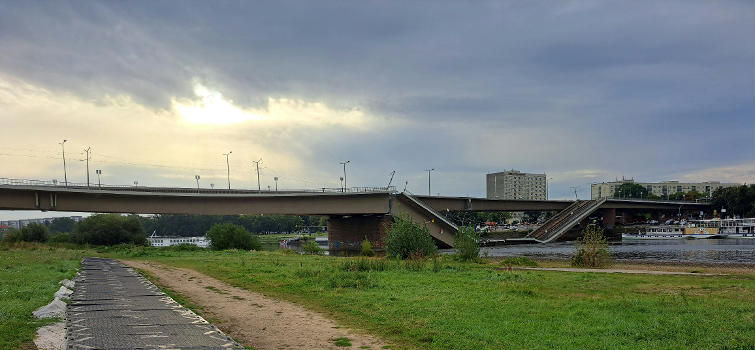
[454,226,480,261]
[385,215,437,259]
[50,233,71,243]
[500,256,538,267]
[4,223,50,242]
[71,214,147,246]
[206,223,261,250]
[301,240,324,255]
[571,225,612,268]
[360,238,375,257]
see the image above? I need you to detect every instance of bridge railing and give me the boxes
[0,177,396,194]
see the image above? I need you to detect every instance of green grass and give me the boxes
[2,244,754,350]
[0,243,86,349]
[333,337,352,347]
[107,249,754,350]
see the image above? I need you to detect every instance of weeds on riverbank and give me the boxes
[572,225,612,268]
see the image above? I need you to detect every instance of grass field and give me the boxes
[110,248,754,350]
[3,244,754,350]
[0,243,85,349]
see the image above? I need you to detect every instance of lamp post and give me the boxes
[59,139,68,187]
[223,151,232,189]
[339,177,344,192]
[95,169,102,188]
[339,160,350,191]
[195,175,200,190]
[274,177,278,191]
[425,168,434,196]
[82,146,92,188]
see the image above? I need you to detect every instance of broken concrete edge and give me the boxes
[32,261,81,350]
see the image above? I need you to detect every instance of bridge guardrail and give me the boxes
[0,177,395,194]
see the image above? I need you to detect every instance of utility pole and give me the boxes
[274,177,278,191]
[570,186,578,200]
[339,161,350,191]
[82,147,92,188]
[195,175,201,190]
[59,139,68,187]
[252,158,262,191]
[223,151,232,189]
[96,169,102,188]
[425,168,434,196]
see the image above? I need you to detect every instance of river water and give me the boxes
[473,238,755,265]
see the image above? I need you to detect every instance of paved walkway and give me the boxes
[67,257,244,350]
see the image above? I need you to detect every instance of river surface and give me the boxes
[473,238,755,265]
[265,237,754,265]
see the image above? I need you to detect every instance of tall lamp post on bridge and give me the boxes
[274,177,278,191]
[194,175,201,190]
[425,168,434,196]
[339,160,350,191]
[82,146,92,188]
[59,139,68,187]
[223,151,232,189]
[96,169,102,188]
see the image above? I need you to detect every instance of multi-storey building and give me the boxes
[591,179,739,199]
[486,170,547,200]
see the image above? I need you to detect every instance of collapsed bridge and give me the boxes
[0,182,710,250]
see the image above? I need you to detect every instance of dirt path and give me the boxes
[121,260,387,350]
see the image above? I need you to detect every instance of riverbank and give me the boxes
[3,243,754,350]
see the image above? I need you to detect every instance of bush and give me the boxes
[71,214,147,246]
[3,223,50,242]
[360,238,375,257]
[385,215,437,259]
[571,225,612,268]
[206,223,261,250]
[454,226,480,261]
[301,240,324,255]
[500,256,538,267]
[50,233,71,243]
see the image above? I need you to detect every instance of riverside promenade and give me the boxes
[66,257,243,350]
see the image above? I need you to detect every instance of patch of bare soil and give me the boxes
[121,260,387,350]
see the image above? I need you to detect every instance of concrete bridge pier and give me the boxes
[326,215,392,253]
[602,208,616,229]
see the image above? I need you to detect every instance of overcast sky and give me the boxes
[1,1,753,220]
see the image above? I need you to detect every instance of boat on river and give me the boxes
[622,218,755,240]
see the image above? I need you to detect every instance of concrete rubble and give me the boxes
[33,277,75,350]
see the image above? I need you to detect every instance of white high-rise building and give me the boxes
[486,170,547,200]
[591,179,739,199]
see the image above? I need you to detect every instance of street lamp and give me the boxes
[274,177,278,191]
[194,175,201,190]
[59,139,68,187]
[425,168,435,196]
[223,151,232,189]
[133,180,138,187]
[95,169,102,188]
[339,160,350,191]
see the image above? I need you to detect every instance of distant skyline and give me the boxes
[1,1,753,220]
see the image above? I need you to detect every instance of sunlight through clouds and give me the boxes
[173,82,372,128]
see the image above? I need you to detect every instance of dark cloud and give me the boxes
[0,0,752,198]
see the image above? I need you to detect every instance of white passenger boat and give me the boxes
[621,218,754,240]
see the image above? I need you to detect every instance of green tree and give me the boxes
[523,211,541,223]
[48,217,75,233]
[684,190,703,201]
[614,183,648,199]
[667,192,685,201]
[385,215,437,259]
[206,223,261,250]
[72,214,147,246]
[712,185,755,217]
